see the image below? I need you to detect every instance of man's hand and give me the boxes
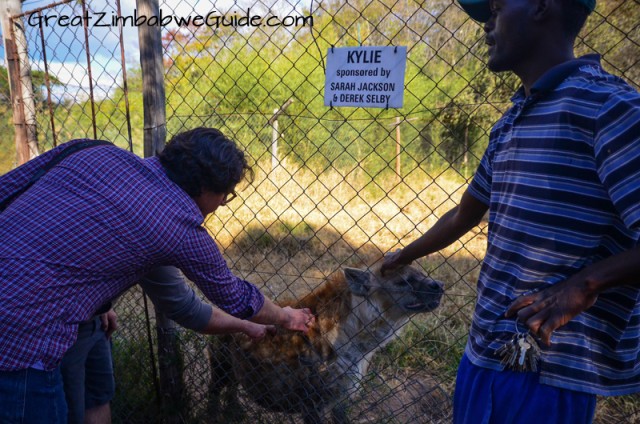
[380,249,411,276]
[242,322,276,340]
[506,277,598,346]
[281,306,315,333]
[100,309,118,339]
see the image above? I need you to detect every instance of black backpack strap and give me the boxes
[0,139,113,212]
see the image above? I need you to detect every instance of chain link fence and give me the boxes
[2,0,640,422]
[8,0,135,154]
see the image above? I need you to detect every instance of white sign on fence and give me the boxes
[324,46,407,108]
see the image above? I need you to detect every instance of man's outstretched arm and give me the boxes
[381,190,488,274]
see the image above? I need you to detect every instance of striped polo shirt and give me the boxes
[466,55,640,396]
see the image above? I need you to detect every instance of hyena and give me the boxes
[208,262,444,424]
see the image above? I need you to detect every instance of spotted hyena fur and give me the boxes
[208,262,444,424]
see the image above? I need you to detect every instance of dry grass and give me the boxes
[207,160,484,299]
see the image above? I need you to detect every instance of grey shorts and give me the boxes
[60,315,115,424]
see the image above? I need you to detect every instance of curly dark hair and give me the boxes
[158,127,253,198]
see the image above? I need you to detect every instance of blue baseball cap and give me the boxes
[457,0,596,23]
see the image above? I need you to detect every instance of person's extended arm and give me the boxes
[140,266,214,331]
[172,229,314,333]
[249,296,313,333]
[507,246,640,346]
[141,266,274,339]
[381,190,488,274]
[204,307,273,339]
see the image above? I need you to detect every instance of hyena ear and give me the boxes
[343,267,371,296]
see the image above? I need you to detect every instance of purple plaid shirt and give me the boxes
[0,139,264,371]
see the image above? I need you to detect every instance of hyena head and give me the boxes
[342,262,444,330]
[208,262,444,424]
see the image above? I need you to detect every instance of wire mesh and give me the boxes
[10,0,134,154]
[3,0,640,422]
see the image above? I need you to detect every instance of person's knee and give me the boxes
[83,402,111,424]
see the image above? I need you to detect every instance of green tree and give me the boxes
[0,66,64,172]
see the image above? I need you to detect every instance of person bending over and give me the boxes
[0,127,315,423]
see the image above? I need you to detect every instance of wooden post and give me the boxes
[0,0,32,165]
[137,0,166,158]
[395,116,401,177]
[136,1,182,422]
[389,117,418,180]
[12,2,38,159]
[271,109,279,171]
[268,98,294,172]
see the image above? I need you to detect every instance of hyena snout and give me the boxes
[422,278,444,311]
[400,277,444,312]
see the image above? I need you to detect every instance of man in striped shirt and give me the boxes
[383,0,640,422]
[0,127,314,422]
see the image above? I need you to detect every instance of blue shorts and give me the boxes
[454,353,596,424]
[60,316,115,424]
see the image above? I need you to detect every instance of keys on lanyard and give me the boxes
[495,331,542,372]
[495,290,543,372]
